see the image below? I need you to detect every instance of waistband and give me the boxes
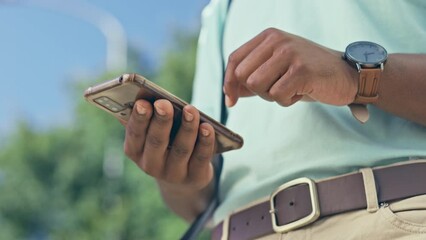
[212,160,426,240]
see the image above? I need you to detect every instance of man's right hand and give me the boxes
[123,99,216,194]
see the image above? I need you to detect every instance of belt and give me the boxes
[211,161,426,240]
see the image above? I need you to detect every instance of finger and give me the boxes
[224,30,269,107]
[268,69,307,107]
[164,105,200,183]
[224,82,256,105]
[246,52,290,101]
[139,99,174,177]
[235,34,282,83]
[123,99,153,160]
[187,123,215,189]
[236,84,254,97]
[118,119,127,126]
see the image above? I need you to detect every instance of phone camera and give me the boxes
[124,102,134,109]
[94,96,126,112]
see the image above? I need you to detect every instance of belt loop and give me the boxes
[359,168,379,213]
[220,215,230,240]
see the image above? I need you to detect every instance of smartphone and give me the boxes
[84,73,244,153]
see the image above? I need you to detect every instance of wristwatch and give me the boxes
[343,41,388,123]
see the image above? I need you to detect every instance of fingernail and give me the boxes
[201,128,210,137]
[154,103,166,116]
[225,95,233,107]
[136,103,147,115]
[184,110,194,122]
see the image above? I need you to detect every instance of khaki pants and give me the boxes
[257,195,426,240]
[255,164,426,240]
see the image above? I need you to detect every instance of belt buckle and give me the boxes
[269,177,321,233]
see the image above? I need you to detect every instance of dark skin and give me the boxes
[223,28,426,126]
[123,28,426,222]
[122,99,215,221]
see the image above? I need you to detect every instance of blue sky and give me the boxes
[0,0,209,138]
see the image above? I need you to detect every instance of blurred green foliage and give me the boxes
[0,31,210,239]
[155,31,199,103]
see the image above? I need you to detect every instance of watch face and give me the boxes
[345,41,387,67]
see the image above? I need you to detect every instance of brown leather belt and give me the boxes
[211,161,426,240]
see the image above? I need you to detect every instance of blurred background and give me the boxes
[0,0,210,239]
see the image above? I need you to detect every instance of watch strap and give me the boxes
[353,68,382,104]
[348,103,369,124]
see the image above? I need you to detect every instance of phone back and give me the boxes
[84,73,243,153]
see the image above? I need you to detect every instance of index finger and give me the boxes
[223,30,268,107]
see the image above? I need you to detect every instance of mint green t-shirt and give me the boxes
[191,0,426,224]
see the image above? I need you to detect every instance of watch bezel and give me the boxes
[344,41,388,68]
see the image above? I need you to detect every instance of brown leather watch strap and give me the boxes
[349,68,382,123]
[354,68,382,104]
[348,103,370,124]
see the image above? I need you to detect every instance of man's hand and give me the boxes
[123,99,215,193]
[223,28,358,107]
